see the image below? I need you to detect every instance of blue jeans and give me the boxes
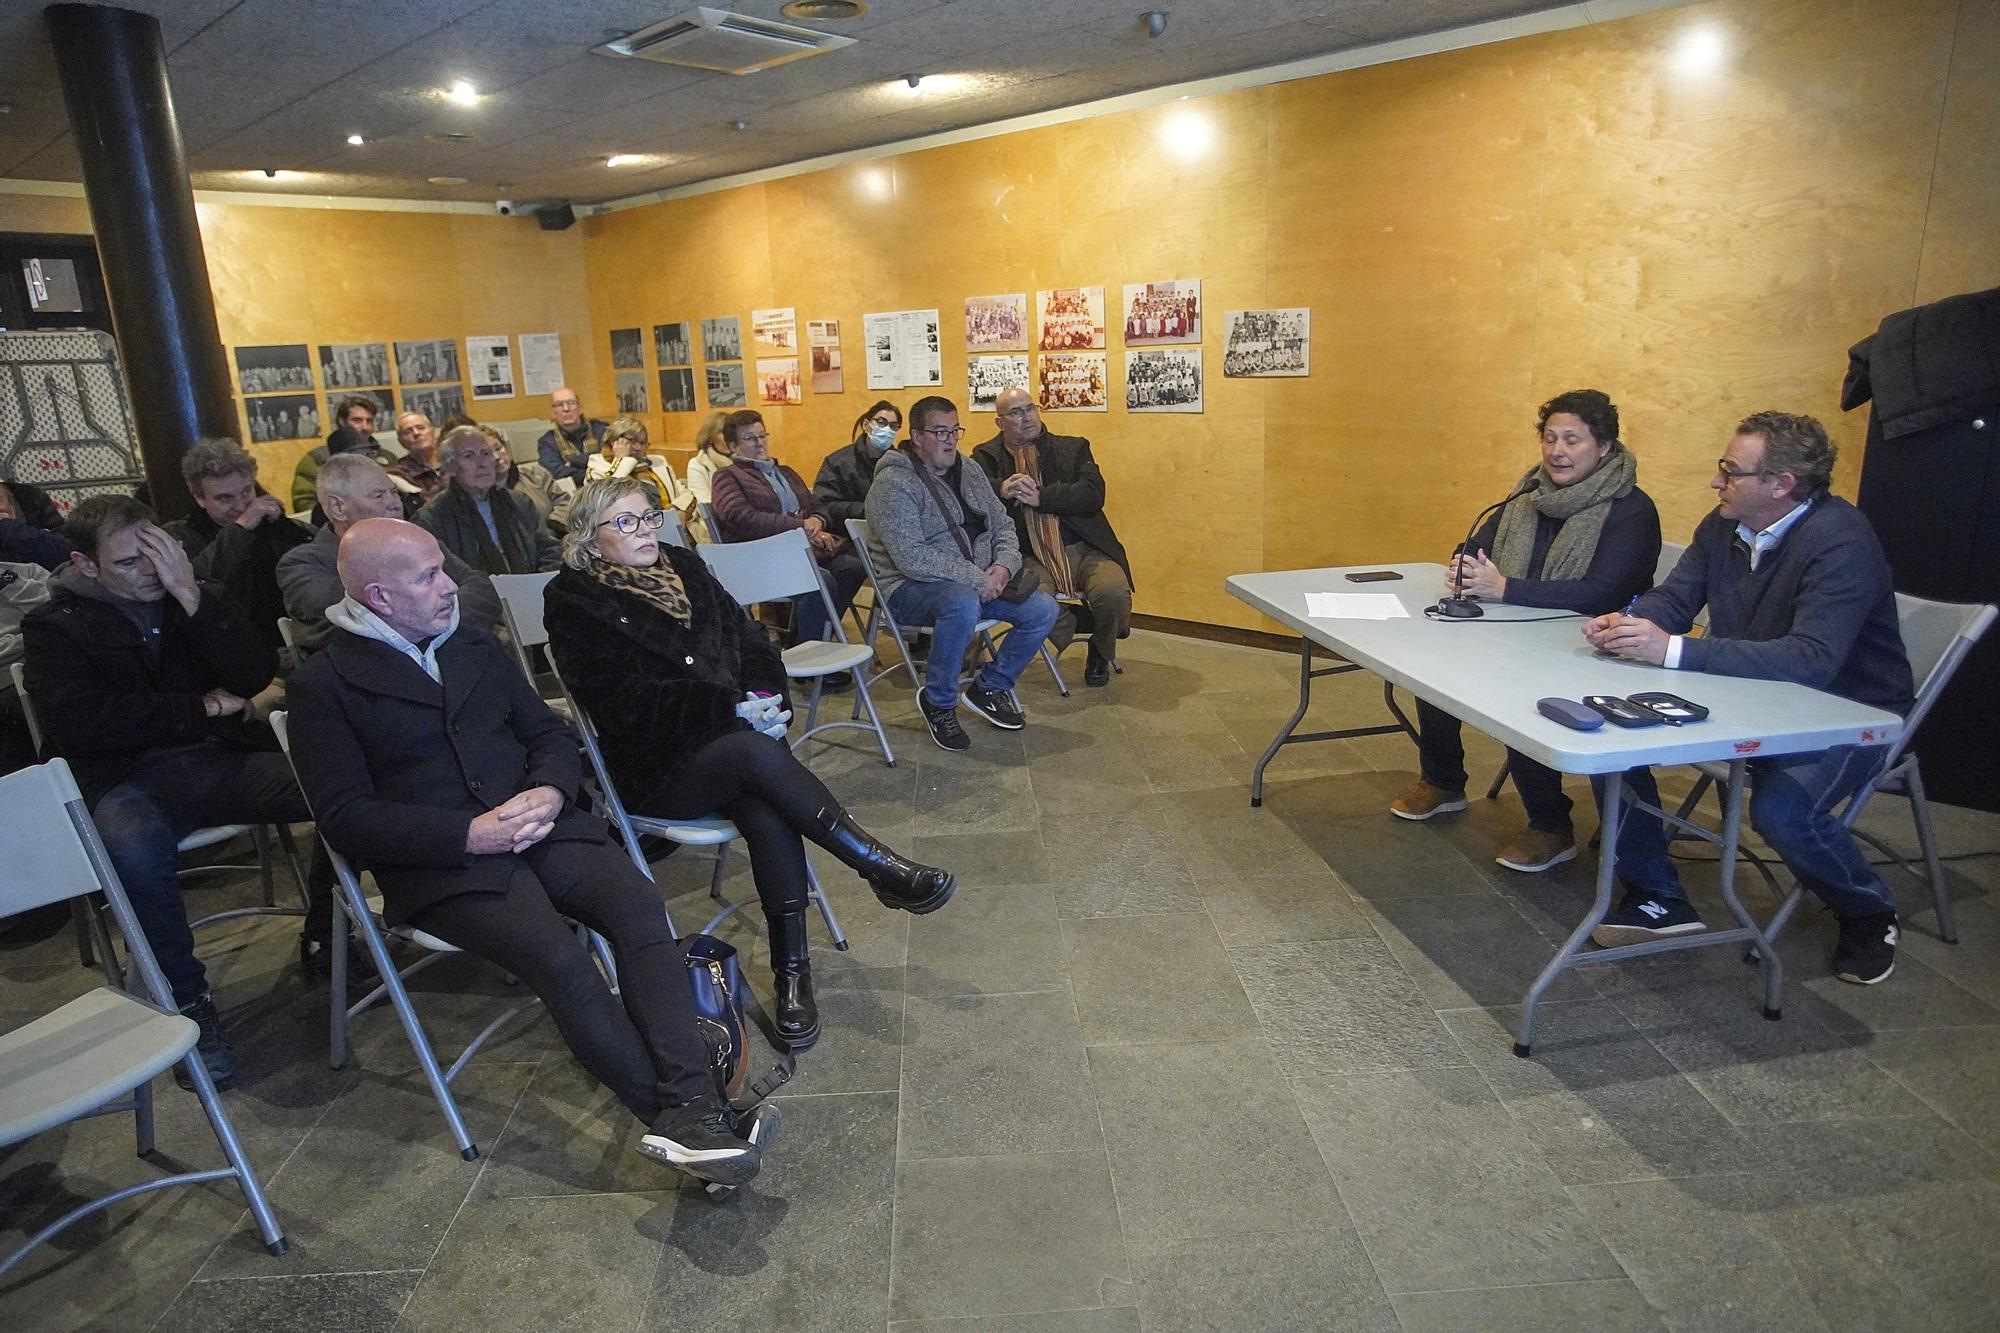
[1618,746,1894,917]
[91,740,330,1006]
[886,580,1061,711]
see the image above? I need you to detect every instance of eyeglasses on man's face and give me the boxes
[1000,405,1038,420]
[916,425,966,442]
[596,508,667,535]
[1714,459,1772,484]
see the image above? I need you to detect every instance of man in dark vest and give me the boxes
[1587,411,1914,986]
[972,386,1134,687]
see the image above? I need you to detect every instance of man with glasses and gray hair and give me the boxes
[864,395,1060,752]
[1584,411,1914,985]
[279,452,502,656]
[416,426,562,576]
[972,386,1134,687]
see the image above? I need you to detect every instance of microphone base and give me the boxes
[1434,597,1485,619]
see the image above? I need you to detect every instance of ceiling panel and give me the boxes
[0,0,1579,203]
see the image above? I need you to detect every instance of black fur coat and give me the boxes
[543,545,789,802]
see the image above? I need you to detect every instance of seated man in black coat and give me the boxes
[21,494,339,1089]
[0,477,74,570]
[285,517,764,1185]
[971,387,1134,687]
[164,437,313,654]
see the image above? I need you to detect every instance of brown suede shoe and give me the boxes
[1494,827,1578,873]
[1389,781,1469,822]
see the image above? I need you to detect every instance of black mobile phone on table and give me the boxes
[1626,691,1708,724]
[1344,571,1402,582]
[1583,695,1666,728]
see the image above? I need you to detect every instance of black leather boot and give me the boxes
[815,808,957,914]
[767,909,820,1051]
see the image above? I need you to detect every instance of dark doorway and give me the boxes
[0,233,112,335]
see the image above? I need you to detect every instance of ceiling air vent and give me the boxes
[595,7,856,75]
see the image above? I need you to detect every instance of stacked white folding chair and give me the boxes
[548,663,851,952]
[699,526,896,767]
[11,662,309,981]
[269,712,537,1160]
[1667,594,1995,946]
[0,759,287,1276]
[491,571,571,719]
[845,517,1070,709]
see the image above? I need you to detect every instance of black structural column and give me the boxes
[47,3,237,520]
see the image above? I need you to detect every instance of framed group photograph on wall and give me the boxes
[1036,287,1105,351]
[702,317,743,362]
[318,342,390,390]
[1126,347,1204,412]
[242,392,320,442]
[968,353,1029,411]
[757,357,802,405]
[1037,352,1108,412]
[1122,279,1201,345]
[394,338,460,386]
[615,370,649,413]
[965,294,1028,352]
[1222,308,1310,377]
[653,322,692,366]
[235,343,313,394]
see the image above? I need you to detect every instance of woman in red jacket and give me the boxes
[709,410,865,644]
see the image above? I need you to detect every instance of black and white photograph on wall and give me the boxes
[466,335,515,400]
[235,344,313,393]
[705,361,746,408]
[1036,352,1108,412]
[1126,347,1204,413]
[965,294,1028,352]
[609,327,644,369]
[318,342,390,390]
[615,370,649,414]
[1036,287,1105,350]
[401,383,464,423]
[653,321,692,366]
[702,316,742,362]
[968,354,1029,411]
[658,367,697,413]
[1122,279,1202,345]
[241,393,320,443]
[394,338,460,385]
[752,307,798,357]
[1222,308,1310,377]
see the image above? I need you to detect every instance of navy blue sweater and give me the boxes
[1633,496,1914,716]
[1470,487,1662,614]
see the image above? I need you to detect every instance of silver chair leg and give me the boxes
[1041,643,1069,697]
[1905,764,1957,944]
[275,822,310,907]
[252,825,277,907]
[1485,758,1511,800]
[805,862,850,951]
[132,1075,156,1157]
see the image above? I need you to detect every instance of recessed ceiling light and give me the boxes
[427,175,469,185]
[606,153,645,168]
[781,0,869,18]
[731,119,750,131]
[345,133,366,146]
[445,80,479,105]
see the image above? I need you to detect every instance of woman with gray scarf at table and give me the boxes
[1389,389,1672,883]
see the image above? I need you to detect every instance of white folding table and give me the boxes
[1227,563,1903,1055]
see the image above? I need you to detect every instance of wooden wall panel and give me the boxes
[1917,0,2000,304]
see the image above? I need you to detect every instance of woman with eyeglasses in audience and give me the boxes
[586,415,680,512]
[543,477,956,1051]
[709,410,866,646]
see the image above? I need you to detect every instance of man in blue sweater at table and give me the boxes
[1585,411,1913,985]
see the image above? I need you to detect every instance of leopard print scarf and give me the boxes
[584,555,691,626]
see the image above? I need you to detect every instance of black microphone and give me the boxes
[1434,480,1534,619]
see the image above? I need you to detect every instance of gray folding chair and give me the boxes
[11,662,309,978]
[0,759,287,1277]
[491,571,572,719]
[699,527,896,767]
[549,663,850,953]
[658,506,691,550]
[699,499,722,545]
[1486,539,1689,801]
[845,517,1070,708]
[269,712,539,1160]
[1669,594,1995,945]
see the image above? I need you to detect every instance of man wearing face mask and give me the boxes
[815,400,902,524]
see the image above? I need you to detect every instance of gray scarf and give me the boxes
[1489,443,1637,582]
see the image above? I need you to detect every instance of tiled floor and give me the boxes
[5,627,2000,1332]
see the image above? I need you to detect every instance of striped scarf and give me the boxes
[1006,442,1076,598]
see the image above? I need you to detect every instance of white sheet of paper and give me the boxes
[518,332,564,396]
[1304,592,1409,620]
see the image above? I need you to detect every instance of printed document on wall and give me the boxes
[519,333,564,397]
